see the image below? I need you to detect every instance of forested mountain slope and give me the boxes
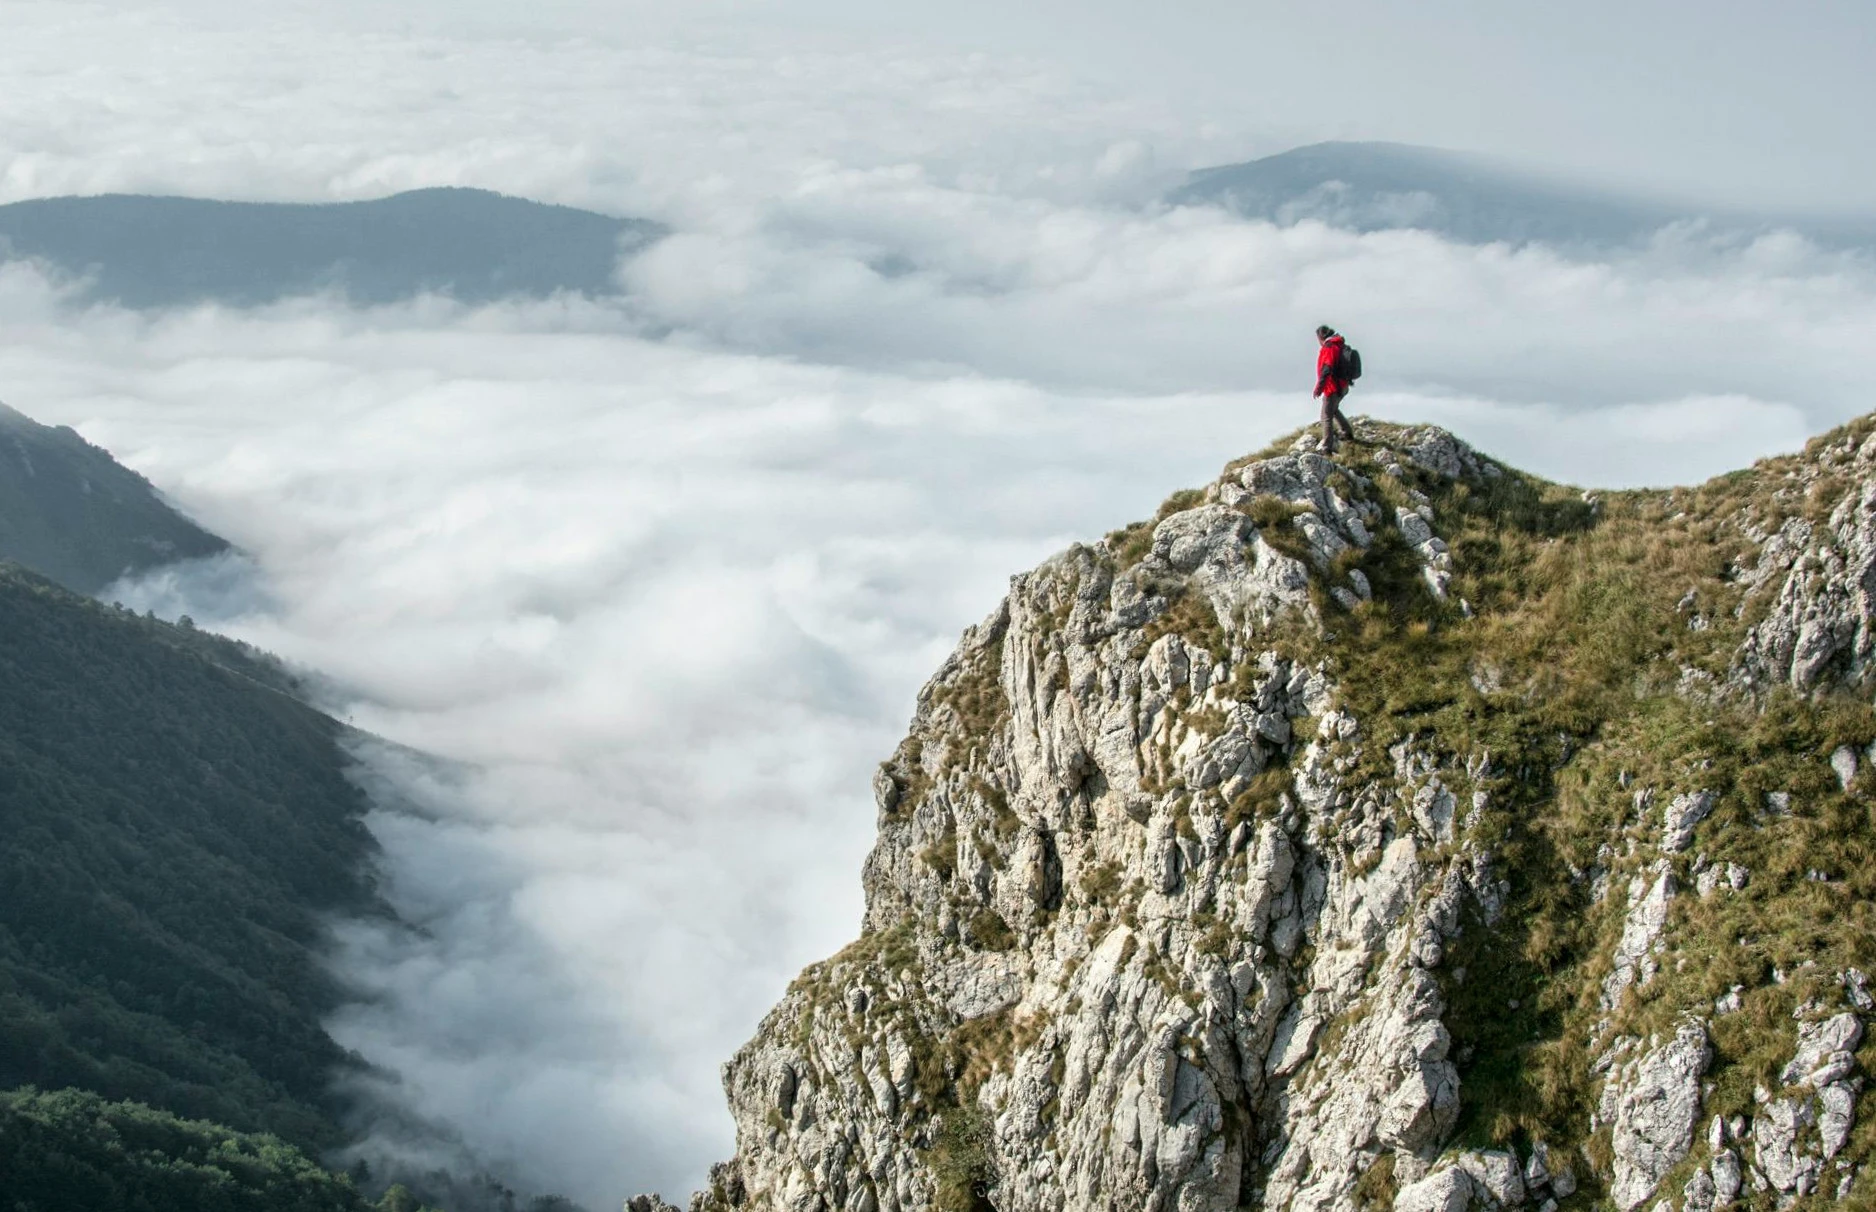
[0,562,379,1152]
[0,1087,380,1212]
[0,402,228,595]
[649,417,1876,1212]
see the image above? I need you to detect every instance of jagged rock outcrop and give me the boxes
[641,418,1876,1212]
[1597,1021,1710,1210]
[1733,439,1876,691]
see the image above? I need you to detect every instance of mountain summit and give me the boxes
[645,417,1876,1211]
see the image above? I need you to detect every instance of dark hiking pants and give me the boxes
[1320,389,1354,453]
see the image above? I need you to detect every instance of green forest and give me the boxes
[0,1086,387,1212]
[0,403,230,595]
[0,556,594,1208]
[0,562,381,1146]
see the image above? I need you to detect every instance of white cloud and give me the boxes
[0,1,1221,217]
[8,269,1822,1207]
[22,287,1266,1204]
[625,188,1876,415]
[2,6,1871,1208]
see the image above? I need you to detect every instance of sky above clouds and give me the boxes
[21,0,1870,209]
[12,1,1876,212]
[834,0,1876,210]
[4,2,1876,1207]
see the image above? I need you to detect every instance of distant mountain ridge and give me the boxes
[0,187,661,308]
[1171,141,1876,251]
[0,402,228,595]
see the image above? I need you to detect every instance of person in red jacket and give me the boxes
[1314,324,1356,454]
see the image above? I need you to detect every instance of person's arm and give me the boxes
[1314,345,1333,396]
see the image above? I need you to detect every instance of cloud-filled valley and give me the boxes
[4,4,1876,1208]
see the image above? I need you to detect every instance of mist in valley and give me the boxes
[5,2,1876,1205]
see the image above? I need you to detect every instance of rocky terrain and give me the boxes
[639,416,1876,1212]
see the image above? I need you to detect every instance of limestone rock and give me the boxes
[1603,1021,1711,1211]
[1681,1165,1716,1212]
[1781,1012,1863,1087]
[1659,790,1715,853]
[1729,1009,1870,1197]
[1819,1080,1859,1159]
[1754,1096,1819,1195]
[1394,1167,1478,1212]
[1709,1150,1742,1207]
[1602,863,1675,1009]
[1734,436,1876,693]
[659,422,1876,1212]
[1454,1150,1524,1206]
[1521,1143,1550,1191]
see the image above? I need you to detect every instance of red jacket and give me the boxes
[1316,335,1348,397]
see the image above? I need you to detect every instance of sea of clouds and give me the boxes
[4,3,1876,1207]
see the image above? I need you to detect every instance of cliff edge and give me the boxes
[646,416,1876,1212]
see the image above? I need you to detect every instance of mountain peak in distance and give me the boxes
[1170,140,1876,251]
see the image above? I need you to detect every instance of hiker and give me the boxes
[1313,324,1357,454]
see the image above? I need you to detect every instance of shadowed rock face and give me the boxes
[648,417,1876,1212]
[0,401,227,594]
[0,187,661,307]
[1168,141,1876,252]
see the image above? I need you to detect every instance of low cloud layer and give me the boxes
[0,1,1211,215]
[2,266,1833,1206]
[25,292,1289,1202]
[4,6,1875,1209]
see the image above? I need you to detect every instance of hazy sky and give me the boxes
[4,2,1876,1208]
[86,0,1876,211]
[858,0,1876,210]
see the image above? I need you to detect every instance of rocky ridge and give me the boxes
[643,417,1876,1212]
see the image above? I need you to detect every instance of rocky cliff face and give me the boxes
[644,418,1876,1212]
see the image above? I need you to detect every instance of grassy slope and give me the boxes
[1180,419,1876,1207]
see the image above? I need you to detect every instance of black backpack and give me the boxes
[1338,342,1363,382]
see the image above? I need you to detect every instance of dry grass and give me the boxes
[835,416,1876,1205]
[1209,418,1876,1166]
